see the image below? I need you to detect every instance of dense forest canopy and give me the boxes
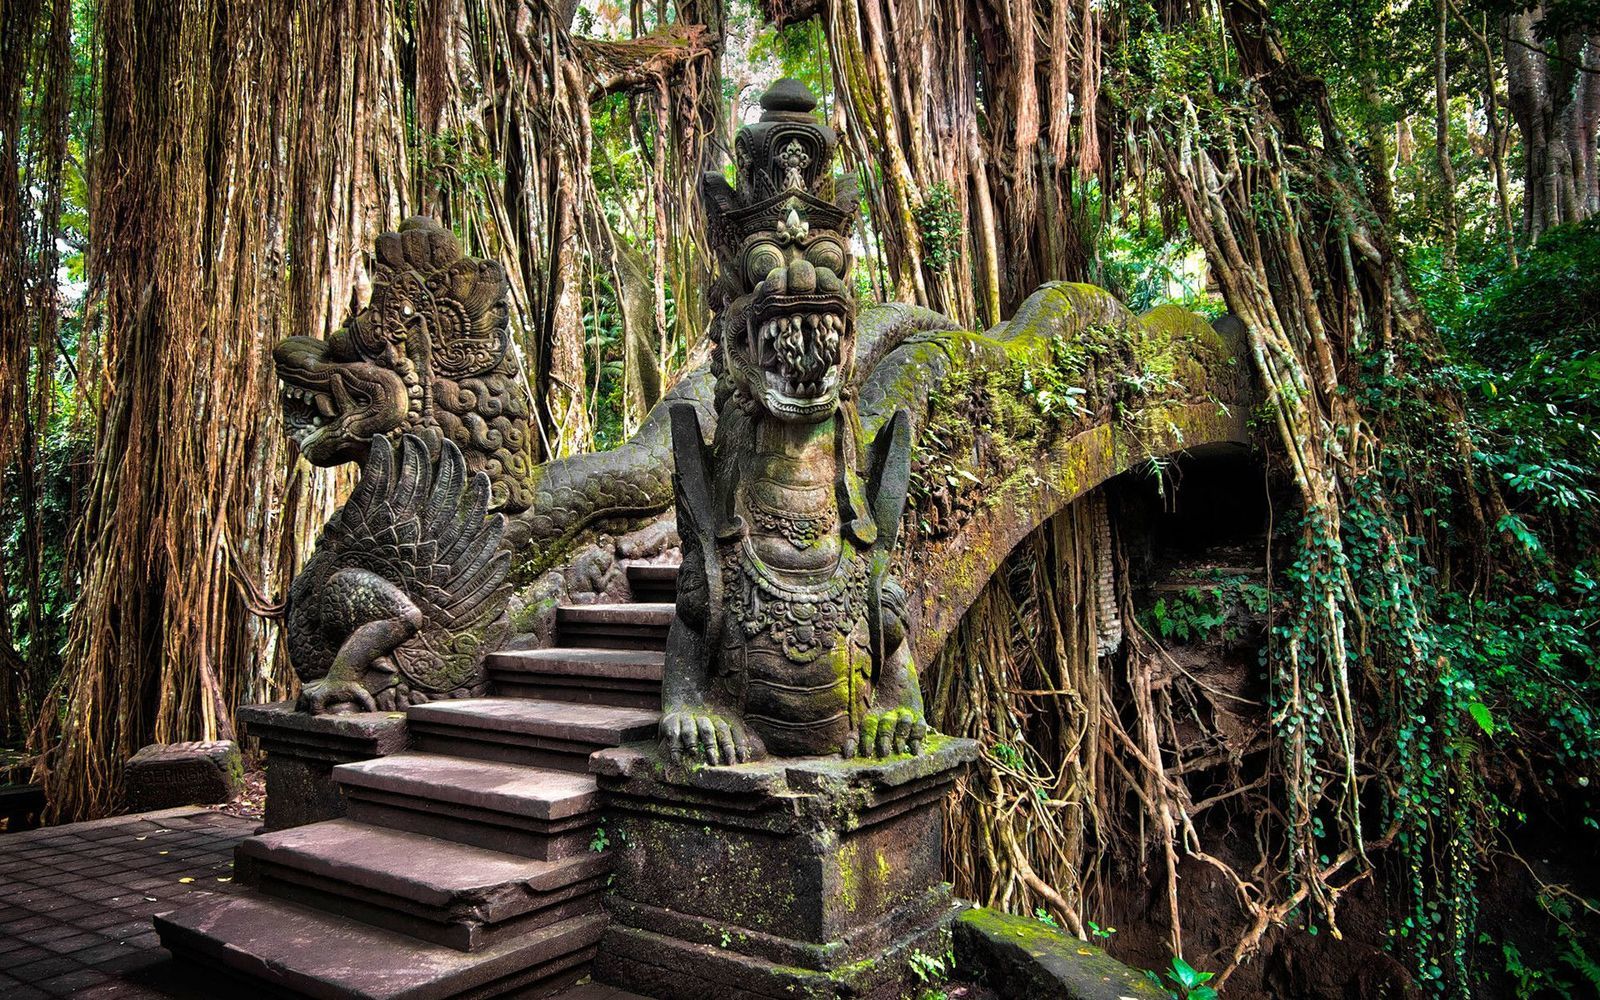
[2,0,1598,995]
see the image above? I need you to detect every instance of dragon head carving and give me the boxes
[702,80,859,424]
[274,217,534,512]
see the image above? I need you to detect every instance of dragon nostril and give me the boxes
[787,259,817,294]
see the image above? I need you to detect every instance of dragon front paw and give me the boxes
[661,709,765,766]
[845,707,928,759]
[298,677,378,715]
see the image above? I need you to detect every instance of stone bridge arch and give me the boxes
[508,282,1255,666]
[853,285,1254,665]
[895,400,1251,667]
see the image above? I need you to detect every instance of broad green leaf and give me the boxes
[1467,701,1496,737]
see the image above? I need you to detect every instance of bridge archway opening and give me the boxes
[1113,442,1274,586]
[919,441,1278,932]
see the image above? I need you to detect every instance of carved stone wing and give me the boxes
[331,434,510,693]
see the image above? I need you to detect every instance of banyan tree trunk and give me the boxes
[763,0,1102,328]
[33,0,410,821]
[1503,8,1600,240]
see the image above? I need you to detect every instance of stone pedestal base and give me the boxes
[590,737,977,1000]
[238,701,408,831]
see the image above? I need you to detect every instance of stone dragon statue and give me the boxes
[658,80,927,763]
[274,218,535,515]
[275,220,523,712]
[271,89,1247,719]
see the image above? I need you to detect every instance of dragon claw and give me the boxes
[852,707,927,758]
[298,678,378,715]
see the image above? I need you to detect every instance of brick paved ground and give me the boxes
[0,807,254,998]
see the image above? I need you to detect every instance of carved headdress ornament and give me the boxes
[702,80,857,284]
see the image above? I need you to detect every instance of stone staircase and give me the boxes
[156,562,676,1000]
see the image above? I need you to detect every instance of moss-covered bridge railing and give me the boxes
[506,282,1253,663]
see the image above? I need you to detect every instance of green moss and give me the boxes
[835,841,861,912]
[958,905,1070,951]
[223,748,245,789]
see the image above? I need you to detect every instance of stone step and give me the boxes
[488,648,664,710]
[408,698,659,772]
[625,563,679,604]
[334,753,600,861]
[238,819,611,952]
[155,892,605,1000]
[555,603,674,651]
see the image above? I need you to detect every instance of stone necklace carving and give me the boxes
[721,537,867,664]
[745,491,835,549]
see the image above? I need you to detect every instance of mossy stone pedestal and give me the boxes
[590,737,977,1000]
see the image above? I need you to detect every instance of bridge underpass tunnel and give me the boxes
[1109,440,1281,805]
[1095,443,1314,976]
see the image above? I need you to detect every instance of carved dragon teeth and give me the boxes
[752,310,845,397]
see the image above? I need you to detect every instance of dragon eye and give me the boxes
[806,237,846,275]
[745,241,784,284]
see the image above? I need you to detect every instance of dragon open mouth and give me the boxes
[273,335,406,465]
[745,297,847,415]
[281,383,338,442]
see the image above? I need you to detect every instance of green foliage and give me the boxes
[1422,222,1600,780]
[414,125,505,208]
[1108,2,1246,128]
[1,376,90,740]
[1490,890,1600,998]
[906,948,949,984]
[1139,572,1267,644]
[578,274,629,451]
[1145,955,1219,1000]
[746,10,830,102]
[1095,208,1222,318]
[1297,219,1600,995]
[1012,332,1090,418]
[990,740,1026,771]
[913,183,963,273]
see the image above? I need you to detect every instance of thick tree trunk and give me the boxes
[1504,9,1600,240]
[768,0,1098,326]
[1436,0,1459,270]
[1451,3,1518,265]
[31,0,416,820]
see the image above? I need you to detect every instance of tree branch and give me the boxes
[577,24,717,100]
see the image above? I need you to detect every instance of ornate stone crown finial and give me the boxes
[707,80,852,256]
[701,80,860,422]
[759,77,819,115]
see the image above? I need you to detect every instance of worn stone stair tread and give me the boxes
[624,564,680,604]
[155,892,605,1000]
[409,698,660,743]
[239,818,609,910]
[487,648,665,682]
[334,752,599,821]
[555,603,675,625]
